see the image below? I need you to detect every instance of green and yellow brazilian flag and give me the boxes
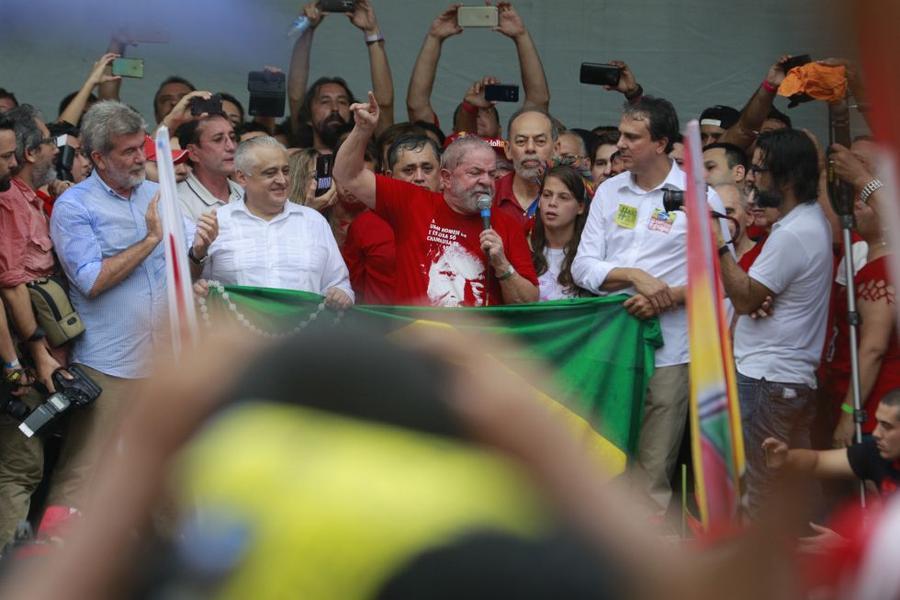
[207,286,663,475]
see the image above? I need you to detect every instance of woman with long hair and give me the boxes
[531,165,591,301]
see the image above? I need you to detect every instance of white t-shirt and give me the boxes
[733,202,833,386]
[538,247,577,301]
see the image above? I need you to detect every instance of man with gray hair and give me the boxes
[334,93,537,307]
[493,107,559,233]
[47,100,217,513]
[197,136,353,309]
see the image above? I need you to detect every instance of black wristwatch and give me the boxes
[718,244,731,257]
[188,247,208,266]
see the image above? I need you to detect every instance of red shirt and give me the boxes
[342,209,396,305]
[822,257,900,433]
[737,234,767,272]
[0,178,56,287]
[374,175,537,307]
[492,172,535,237]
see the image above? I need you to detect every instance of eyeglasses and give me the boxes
[749,164,769,175]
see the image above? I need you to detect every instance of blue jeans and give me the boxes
[737,372,818,517]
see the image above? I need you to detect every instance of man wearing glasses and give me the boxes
[0,105,68,546]
[715,128,833,517]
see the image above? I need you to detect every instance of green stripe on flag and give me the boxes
[207,287,662,467]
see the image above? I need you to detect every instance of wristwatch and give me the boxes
[188,247,208,266]
[718,244,731,257]
[497,265,517,281]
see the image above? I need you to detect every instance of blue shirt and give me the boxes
[50,172,193,378]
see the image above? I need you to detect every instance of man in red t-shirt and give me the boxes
[335,93,538,307]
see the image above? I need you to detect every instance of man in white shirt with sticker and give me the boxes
[715,128,832,516]
[572,96,728,510]
[196,136,353,309]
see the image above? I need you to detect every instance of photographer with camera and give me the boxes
[571,96,728,511]
[48,100,216,514]
[715,128,833,516]
[0,108,72,548]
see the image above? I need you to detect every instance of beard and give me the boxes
[109,164,146,191]
[33,160,58,189]
[754,186,783,209]
[315,112,349,150]
[513,158,546,184]
[0,176,10,192]
[449,178,492,214]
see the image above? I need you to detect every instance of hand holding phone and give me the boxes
[318,0,355,12]
[189,93,224,117]
[111,57,144,79]
[579,63,622,87]
[484,84,519,103]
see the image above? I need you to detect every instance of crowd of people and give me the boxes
[0,0,898,596]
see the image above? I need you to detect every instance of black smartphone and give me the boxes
[579,63,622,87]
[189,93,223,116]
[484,84,519,103]
[111,57,144,79]
[781,54,812,73]
[315,154,334,197]
[247,71,286,118]
[318,0,355,12]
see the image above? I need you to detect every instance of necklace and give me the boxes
[197,280,344,338]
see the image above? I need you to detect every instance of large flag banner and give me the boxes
[156,126,197,357]
[204,286,663,474]
[856,0,900,333]
[683,119,746,529]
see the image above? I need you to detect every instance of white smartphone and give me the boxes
[457,6,499,28]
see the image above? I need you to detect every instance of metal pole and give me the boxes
[829,101,866,509]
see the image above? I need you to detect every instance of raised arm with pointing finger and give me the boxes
[333,91,379,209]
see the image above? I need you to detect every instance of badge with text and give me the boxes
[615,204,638,229]
[648,208,677,233]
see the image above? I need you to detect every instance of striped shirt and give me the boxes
[50,171,194,378]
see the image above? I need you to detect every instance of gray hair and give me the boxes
[80,100,146,161]
[713,183,749,211]
[235,135,286,174]
[506,107,560,142]
[441,136,495,172]
[5,104,44,164]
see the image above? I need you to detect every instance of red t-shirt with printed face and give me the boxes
[374,175,537,307]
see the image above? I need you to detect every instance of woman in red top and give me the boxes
[825,196,897,446]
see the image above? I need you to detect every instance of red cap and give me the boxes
[444,131,508,158]
[144,135,189,164]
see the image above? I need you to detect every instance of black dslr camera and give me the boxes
[662,189,684,213]
[1,365,102,438]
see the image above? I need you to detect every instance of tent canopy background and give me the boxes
[2,0,865,140]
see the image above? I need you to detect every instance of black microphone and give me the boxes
[476,195,492,231]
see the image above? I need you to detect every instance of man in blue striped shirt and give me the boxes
[48,101,217,512]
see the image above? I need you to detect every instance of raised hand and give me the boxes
[464,76,500,109]
[349,91,380,135]
[429,4,463,40]
[494,2,525,39]
[348,0,379,34]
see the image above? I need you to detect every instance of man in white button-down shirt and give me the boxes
[198,136,353,309]
[572,96,727,510]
